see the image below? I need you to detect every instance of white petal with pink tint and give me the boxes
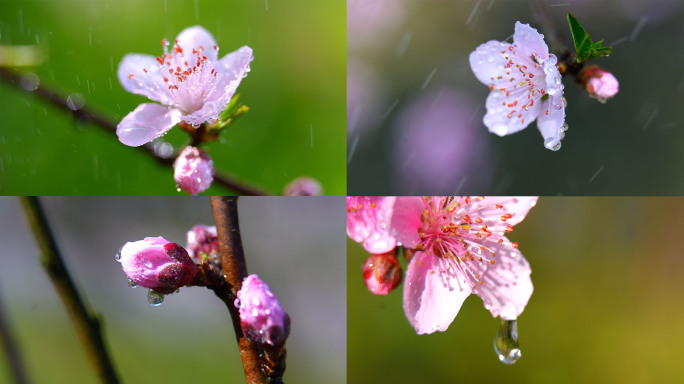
[117,103,182,147]
[175,25,219,62]
[513,21,549,61]
[467,196,538,226]
[118,54,174,105]
[403,251,472,334]
[390,197,425,249]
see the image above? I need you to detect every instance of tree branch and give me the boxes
[0,285,31,384]
[18,196,120,384]
[210,196,267,384]
[0,67,270,196]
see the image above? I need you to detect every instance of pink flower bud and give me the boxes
[118,237,198,294]
[173,146,214,195]
[582,66,619,103]
[235,275,290,346]
[283,177,323,196]
[362,252,402,295]
[186,225,218,262]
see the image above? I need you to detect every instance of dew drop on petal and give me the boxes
[544,138,561,151]
[560,122,569,132]
[147,290,164,306]
[494,319,521,364]
[127,278,138,288]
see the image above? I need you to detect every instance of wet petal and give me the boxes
[175,25,218,62]
[118,54,174,105]
[403,251,472,334]
[389,197,425,249]
[467,197,538,226]
[117,103,182,147]
[513,21,549,61]
[483,90,538,136]
[469,40,511,86]
[536,99,565,149]
[471,242,533,320]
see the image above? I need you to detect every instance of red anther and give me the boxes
[512,242,519,248]
[505,91,510,97]
[489,85,494,90]
[508,46,513,51]
[529,73,534,78]
[521,119,525,124]
[213,45,218,50]
[174,45,183,54]
[163,77,168,82]
[522,65,527,69]
[499,88,506,92]
[501,213,512,221]
[545,109,549,115]
[184,61,188,66]
[465,197,471,204]
[156,56,164,65]
[475,218,483,223]
[128,74,134,79]
[161,38,169,46]
[169,69,173,74]
[202,56,207,61]
[496,204,503,209]
[463,215,473,224]
[192,48,199,55]
[176,66,181,72]
[142,68,148,73]
[505,224,513,233]
[518,113,522,118]
[480,225,488,232]
[169,85,178,90]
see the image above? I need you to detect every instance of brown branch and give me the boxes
[0,67,270,196]
[210,196,267,384]
[0,285,31,384]
[18,197,120,384]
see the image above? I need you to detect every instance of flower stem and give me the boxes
[0,285,31,384]
[210,196,269,384]
[18,197,120,384]
[0,67,270,196]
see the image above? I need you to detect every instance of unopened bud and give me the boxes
[362,252,402,296]
[582,66,619,103]
[283,177,323,196]
[173,146,214,195]
[118,237,198,294]
[235,274,290,346]
[186,225,218,262]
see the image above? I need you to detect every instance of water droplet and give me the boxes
[494,319,521,364]
[544,138,561,151]
[560,122,569,132]
[147,290,164,306]
[20,72,40,91]
[546,54,557,65]
[66,93,85,111]
[127,278,138,288]
[547,87,558,96]
[553,102,562,110]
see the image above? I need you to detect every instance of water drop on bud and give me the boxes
[147,290,164,306]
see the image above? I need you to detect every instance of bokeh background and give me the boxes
[348,197,684,383]
[347,0,684,195]
[0,0,346,195]
[0,196,346,384]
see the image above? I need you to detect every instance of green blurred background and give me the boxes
[348,0,684,195]
[348,197,684,383]
[0,196,345,384]
[0,0,346,195]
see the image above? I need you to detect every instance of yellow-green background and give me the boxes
[0,0,346,195]
[348,197,684,383]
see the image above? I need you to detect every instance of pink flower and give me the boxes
[362,252,402,296]
[235,274,290,346]
[470,22,567,151]
[185,224,218,262]
[118,237,198,294]
[117,26,253,147]
[347,196,397,254]
[173,146,214,195]
[389,197,537,334]
[582,66,619,103]
[283,177,323,196]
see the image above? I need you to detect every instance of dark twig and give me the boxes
[18,197,120,384]
[0,67,270,196]
[0,285,31,384]
[210,196,268,384]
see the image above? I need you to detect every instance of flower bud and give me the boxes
[582,66,619,103]
[186,225,218,263]
[362,251,402,295]
[173,146,214,195]
[118,237,198,294]
[235,274,290,346]
[283,177,323,196]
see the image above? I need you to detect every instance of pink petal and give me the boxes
[389,197,425,249]
[403,251,472,334]
[471,242,533,320]
[469,40,511,86]
[117,54,174,105]
[483,90,538,136]
[117,103,182,147]
[467,196,538,226]
[183,46,253,125]
[513,21,549,61]
[175,26,219,62]
[536,99,566,150]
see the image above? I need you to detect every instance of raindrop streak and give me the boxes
[494,319,521,364]
[310,124,314,148]
[147,290,164,306]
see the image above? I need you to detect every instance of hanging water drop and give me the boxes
[494,319,521,364]
[147,290,164,306]
[127,278,138,288]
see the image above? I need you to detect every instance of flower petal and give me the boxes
[183,46,253,126]
[389,197,425,249]
[536,99,566,150]
[467,196,538,226]
[403,251,472,334]
[469,40,511,86]
[117,103,182,147]
[471,242,533,320]
[117,54,174,105]
[513,21,549,61]
[175,25,219,62]
[483,90,538,136]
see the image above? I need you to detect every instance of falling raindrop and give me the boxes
[147,290,164,306]
[66,93,85,111]
[127,278,138,288]
[494,319,521,364]
[115,245,123,261]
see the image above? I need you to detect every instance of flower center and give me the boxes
[417,197,519,289]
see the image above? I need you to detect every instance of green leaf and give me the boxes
[567,13,613,63]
